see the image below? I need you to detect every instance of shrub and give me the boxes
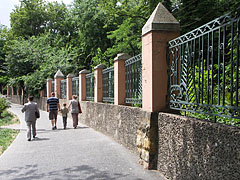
[0,98,7,117]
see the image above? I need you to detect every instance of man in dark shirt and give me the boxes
[47,92,60,130]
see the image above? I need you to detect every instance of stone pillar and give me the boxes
[54,70,64,98]
[11,87,14,96]
[114,53,131,105]
[7,86,10,96]
[40,90,44,97]
[67,73,74,100]
[94,64,106,102]
[142,3,180,112]
[79,69,89,101]
[47,78,52,98]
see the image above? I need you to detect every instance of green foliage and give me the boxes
[0,110,14,126]
[0,128,19,155]
[181,58,240,127]
[0,98,7,116]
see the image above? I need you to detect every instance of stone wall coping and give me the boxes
[114,53,131,61]
[142,3,180,36]
[94,64,106,70]
[79,69,90,74]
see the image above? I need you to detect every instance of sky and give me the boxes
[0,0,73,28]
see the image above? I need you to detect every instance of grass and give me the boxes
[0,110,19,155]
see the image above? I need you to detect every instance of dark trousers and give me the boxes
[63,117,67,129]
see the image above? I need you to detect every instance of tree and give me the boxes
[0,25,9,93]
[10,0,48,37]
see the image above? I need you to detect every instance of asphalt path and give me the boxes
[0,103,165,180]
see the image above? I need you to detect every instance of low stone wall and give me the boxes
[157,113,240,180]
[78,101,152,153]
[8,95,240,179]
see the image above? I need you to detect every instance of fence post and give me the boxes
[114,53,131,105]
[67,73,74,100]
[7,86,10,96]
[39,90,43,97]
[54,70,64,98]
[47,78,52,98]
[79,69,89,101]
[94,64,106,102]
[142,3,180,112]
[11,87,14,96]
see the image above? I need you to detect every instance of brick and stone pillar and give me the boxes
[11,87,14,96]
[7,86,10,96]
[142,3,180,112]
[114,53,131,105]
[94,64,106,103]
[54,70,64,98]
[47,78,52,98]
[40,90,44,97]
[79,69,89,101]
[67,73,74,100]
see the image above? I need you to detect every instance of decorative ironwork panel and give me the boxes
[86,73,94,101]
[44,85,47,97]
[72,77,79,97]
[125,54,142,105]
[168,11,240,119]
[102,66,114,103]
[51,81,55,93]
[60,79,67,99]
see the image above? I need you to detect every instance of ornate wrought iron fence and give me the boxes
[51,81,55,93]
[44,85,47,97]
[102,66,114,103]
[168,11,240,119]
[86,73,94,101]
[72,77,79,97]
[125,54,142,105]
[60,79,67,99]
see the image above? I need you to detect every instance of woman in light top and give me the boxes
[68,95,82,129]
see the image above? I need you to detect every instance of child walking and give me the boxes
[60,103,68,129]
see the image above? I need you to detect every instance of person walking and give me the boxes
[60,103,68,129]
[68,95,82,129]
[47,92,60,130]
[21,96,40,141]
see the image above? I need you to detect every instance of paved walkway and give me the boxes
[0,103,165,180]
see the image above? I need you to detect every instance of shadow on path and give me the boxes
[0,164,144,180]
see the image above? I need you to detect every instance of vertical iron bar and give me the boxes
[207,32,210,105]
[222,26,226,106]
[193,39,196,104]
[218,28,221,105]
[236,20,239,107]
[201,35,204,104]
[198,37,201,104]
[211,31,214,105]
[230,22,234,106]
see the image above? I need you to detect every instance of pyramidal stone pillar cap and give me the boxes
[94,64,106,70]
[114,53,131,61]
[142,3,180,36]
[47,78,53,81]
[67,73,75,78]
[79,69,90,74]
[54,69,64,78]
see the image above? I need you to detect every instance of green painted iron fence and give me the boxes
[102,66,114,103]
[60,79,67,99]
[86,73,94,101]
[168,10,240,120]
[72,77,79,97]
[125,54,142,105]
